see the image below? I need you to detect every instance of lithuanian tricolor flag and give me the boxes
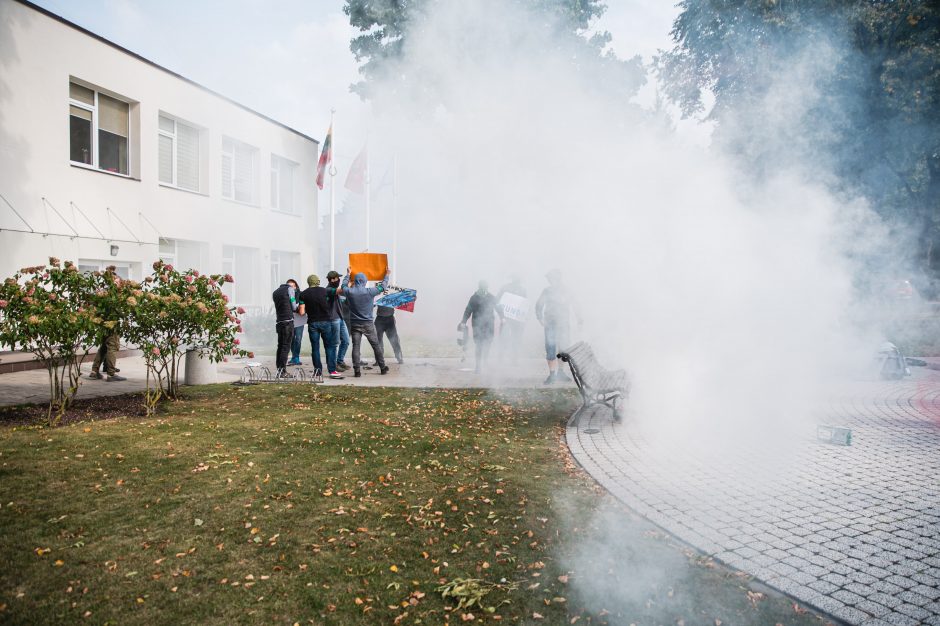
[315,124,332,190]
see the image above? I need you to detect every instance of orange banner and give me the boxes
[348,253,389,281]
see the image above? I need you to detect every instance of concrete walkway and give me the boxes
[0,353,555,407]
[568,367,940,626]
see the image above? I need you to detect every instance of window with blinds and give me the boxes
[270,155,297,213]
[69,81,131,175]
[158,114,201,192]
[222,136,258,204]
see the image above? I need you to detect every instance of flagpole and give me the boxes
[365,135,371,251]
[329,108,336,270]
[391,154,398,284]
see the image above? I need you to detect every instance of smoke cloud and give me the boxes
[351,0,888,451]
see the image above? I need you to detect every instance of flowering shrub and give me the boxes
[125,260,251,414]
[0,259,129,424]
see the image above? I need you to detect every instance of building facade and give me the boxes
[0,0,319,310]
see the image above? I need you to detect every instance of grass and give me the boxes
[0,385,831,625]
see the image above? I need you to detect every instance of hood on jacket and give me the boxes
[354,273,368,287]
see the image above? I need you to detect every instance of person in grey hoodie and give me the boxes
[337,268,390,377]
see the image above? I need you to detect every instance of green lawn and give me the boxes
[0,385,830,625]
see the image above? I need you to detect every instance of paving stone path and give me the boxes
[567,369,940,626]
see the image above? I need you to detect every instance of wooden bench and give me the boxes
[557,341,629,425]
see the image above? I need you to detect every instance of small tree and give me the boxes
[127,260,250,415]
[0,259,127,424]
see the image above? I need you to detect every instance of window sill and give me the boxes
[158,182,208,197]
[270,208,303,218]
[70,161,139,181]
[222,196,261,209]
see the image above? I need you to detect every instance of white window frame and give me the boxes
[222,136,259,206]
[222,245,259,305]
[68,81,132,178]
[270,154,299,214]
[77,260,132,279]
[158,114,202,193]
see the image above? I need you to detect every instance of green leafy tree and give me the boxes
[657,0,940,285]
[0,259,129,424]
[127,260,250,415]
[344,0,644,102]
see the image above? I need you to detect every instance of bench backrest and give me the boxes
[560,341,625,391]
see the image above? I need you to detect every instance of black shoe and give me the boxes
[354,368,361,378]
[107,374,127,382]
[380,366,389,375]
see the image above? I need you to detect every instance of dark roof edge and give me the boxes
[15,0,319,145]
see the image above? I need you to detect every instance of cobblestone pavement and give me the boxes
[567,368,940,626]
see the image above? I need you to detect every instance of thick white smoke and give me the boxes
[358,0,881,446]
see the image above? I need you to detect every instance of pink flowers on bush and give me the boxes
[152,347,161,356]
[0,300,7,308]
[223,274,234,284]
[236,306,246,314]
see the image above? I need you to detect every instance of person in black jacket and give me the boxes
[459,281,499,374]
[272,280,302,377]
[299,274,343,379]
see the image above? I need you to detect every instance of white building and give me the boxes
[0,0,319,310]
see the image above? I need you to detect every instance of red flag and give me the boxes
[315,124,333,190]
[396,300,415,313]
[344,143,368,194]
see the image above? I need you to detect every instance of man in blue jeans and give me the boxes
[326,270,350,371]
[299,274,343,379]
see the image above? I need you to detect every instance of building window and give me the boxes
[69,81,130,175]
[158,114,201,192]
[159,238,208,271]
[270,155,297,213]
[270,250,300,292]
[78,260,132,279]
[222,136,258,204]
[222,245,259,304]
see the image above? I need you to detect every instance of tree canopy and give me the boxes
[658,0,940,285]
[343,0,644,102]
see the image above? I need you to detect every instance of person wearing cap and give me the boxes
[299,274,343,379]
[326,270,350,371]
[535,269,581,384]
[459,280,499,374]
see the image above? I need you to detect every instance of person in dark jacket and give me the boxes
[300,274,343,379]
[327,270,351,371]
[374,305,404,364]
[536,269,581,384]
[460,281,499,373]
[272,280,301,377]
[336,269,390,377]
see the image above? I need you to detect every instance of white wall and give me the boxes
[0,0,320,308]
